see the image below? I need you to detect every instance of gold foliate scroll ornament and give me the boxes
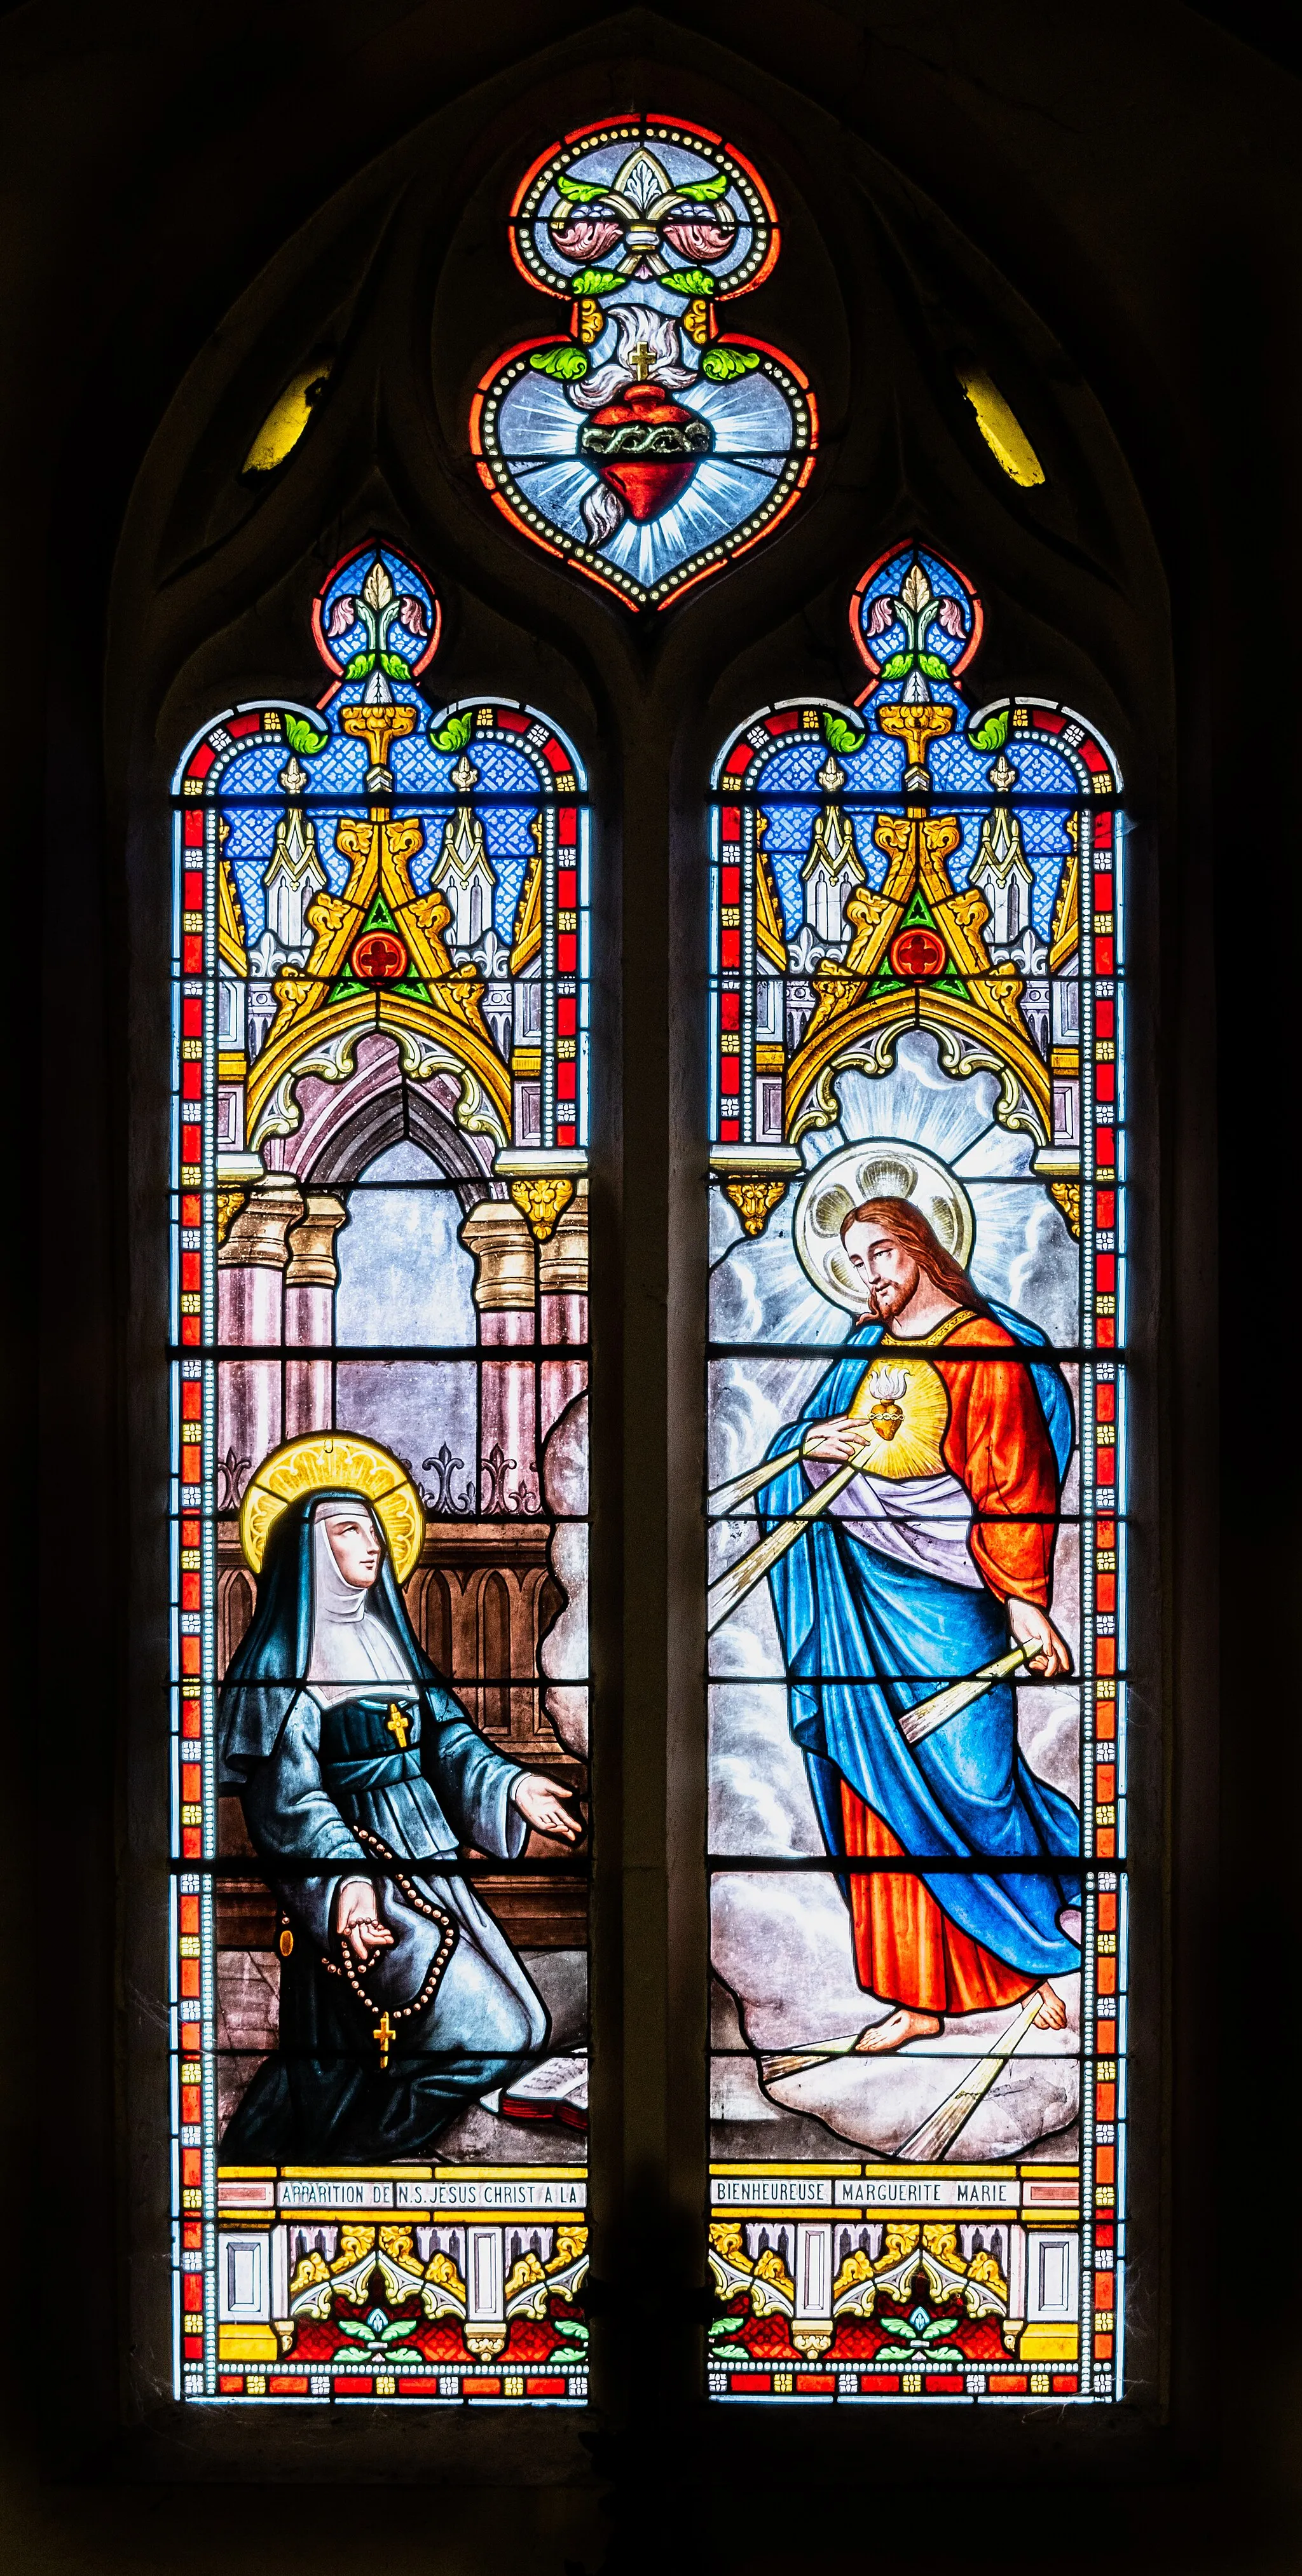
[509,1174,575,1243]
[1050,1179,1081,1240]
[724,1175,790,1238]
[954,363,1045,488]
[216,1188,249,1247]
[242,362,333,475]
[791,1139,975,1313]
[238,1432,425,1580]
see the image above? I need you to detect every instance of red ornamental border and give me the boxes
[179,701,584,798]
[169,673,592,2398]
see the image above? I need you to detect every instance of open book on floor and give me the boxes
[496,2053,589,2130]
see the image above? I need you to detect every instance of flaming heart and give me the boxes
[570,306,713,540]
[579,379,714,523]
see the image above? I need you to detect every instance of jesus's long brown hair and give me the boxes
[839,1195,992,1318]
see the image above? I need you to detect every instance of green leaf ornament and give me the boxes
[283,713,328,757]
[678,171,729,200]
[879,652,911,681]
[430,709,474,754]
[567,266,626,298]
[529,343,591,382]
[660,267,716,298]
[918,652,950,682]
[701,345,762,383]
[968,707,1011,753]
[556,173,605,202]
[343,651,376,681]
[822,710,867,757]
[380,652,409,680]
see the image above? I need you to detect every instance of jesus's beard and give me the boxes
[867,1266,919,1324]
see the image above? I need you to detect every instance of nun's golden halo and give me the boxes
[238,1433,425,1582]
[792,1139,976,1313]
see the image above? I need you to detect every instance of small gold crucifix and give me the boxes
[627,341,652,382]
[385,1703,411,1751]
[373,2011,396,2071]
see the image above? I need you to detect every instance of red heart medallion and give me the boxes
[579,381,714,523]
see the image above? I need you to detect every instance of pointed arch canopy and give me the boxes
[708,542,1121,1243]
[174,542,591,1243]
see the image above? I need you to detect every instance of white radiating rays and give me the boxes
[494,363,796,588]
[711,1032,1078,1352]
[606,455,785,587]
[706,1352,830,1548]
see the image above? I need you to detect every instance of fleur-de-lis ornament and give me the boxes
[325,555,430,682]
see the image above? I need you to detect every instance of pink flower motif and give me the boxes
[549,213,623,263]
[865,593,895,639]
[398,595,428,640]
[937,596,965,639]
[326,594,357,639]
[662,217,736,262]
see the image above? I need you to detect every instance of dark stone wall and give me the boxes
[3,5,1298,2570]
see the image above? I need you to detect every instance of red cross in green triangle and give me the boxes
[874,886,970,1001]
[329,888,432,1006]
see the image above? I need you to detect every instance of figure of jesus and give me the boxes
[762,1195,1081,2055]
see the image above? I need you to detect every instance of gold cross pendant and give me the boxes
[385,1702,410,1751]
[374,2011,396,2071]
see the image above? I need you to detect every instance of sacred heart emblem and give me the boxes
[470,119,818,610]
[846,1355,950,1481]
[579,377,715,521]
[863,1366,908,1442]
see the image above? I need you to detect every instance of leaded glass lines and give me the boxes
[169,545,593,2409]
[704,543,1128,2408]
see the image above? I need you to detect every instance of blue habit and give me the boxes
[217,1491,548,2160]
[758,1305,1081,1981]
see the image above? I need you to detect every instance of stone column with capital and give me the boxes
[537,1179,587,1442]
[284,1191,348,1437]
[459,1198,538,1514]
[216,1177,303,1491]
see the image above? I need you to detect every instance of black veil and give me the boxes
[219,1488,443,1786]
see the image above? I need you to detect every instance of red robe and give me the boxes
[840,1311,1059,2015]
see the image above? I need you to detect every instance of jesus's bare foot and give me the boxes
[853,2007,942,2055]
[1032,1984,1067,2029]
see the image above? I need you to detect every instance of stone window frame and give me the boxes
[18,16,1230,2539]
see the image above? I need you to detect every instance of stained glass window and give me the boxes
[170,544,591,2406]
[706,544,1125,2407]
[470,116,817,608]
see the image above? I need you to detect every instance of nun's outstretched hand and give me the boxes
[512,1774,582,1842]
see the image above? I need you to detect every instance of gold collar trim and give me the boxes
[877,1305,976,1351]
